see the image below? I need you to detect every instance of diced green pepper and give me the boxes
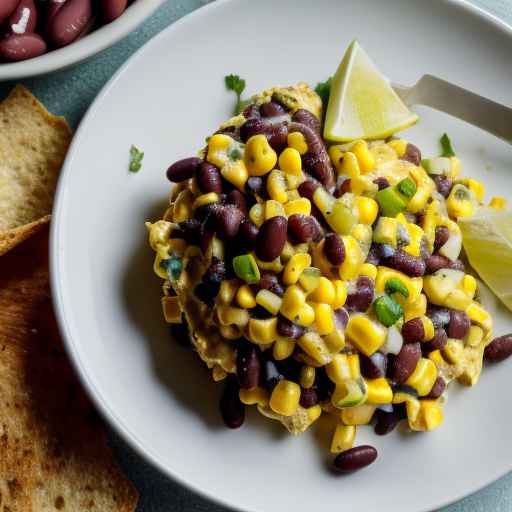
[373,294,403,327]
[232,253,260,284]
[385,278,409,298]
[440,133,456,157]
[375,187,407,217]
[397,178,417,198]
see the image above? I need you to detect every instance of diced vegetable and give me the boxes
[421,157,451,175]
[332,378,368,408]
[374,295,403,327]
[232,254,261,284]
[397,178,417,198]
[375,187,407,217]
[440,133,456,157]
[385,278,409,298]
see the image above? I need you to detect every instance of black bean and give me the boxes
[434,226,450,252]
[345,276,374,312]
[197,162,222,193]
[263,360,284,392]
[384,250,426,277]
[401,318,425,343]
[256,271,284,296]
[238,221,259,249]
[360,352,387,379]
[333,446,378,473]
[373,177,390,190]
[194,282,219,306]
[226,189,248,217]
[422,328,448,355]
[246,176,265,197]
[260,101,286,117]
[299,387,318,408]
[323,233,345,265]
[391,342,421,384]
[277,315,305,340]
[202,258,226,287]
[401,143,422,166]
[292,108,320,133]
[287,214,320,243]
[365,243,381,265]
[315,367,335,401]
[240,117,270,142]
[237,345,261,390]
[298,179,320,200]
[166,157,202,182]
[448,310,471,339]
[484,334,512,362]
[220,378,245,429]
[215,204,244,240]
[250,305,274,319]
[426,377,446,399]
[374,409,400,435]
[434,175,453,198]
[267,123,288,153]
[255,216,287,262]
[178,218,201,246]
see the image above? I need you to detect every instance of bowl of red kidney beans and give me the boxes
[0,0,165,79]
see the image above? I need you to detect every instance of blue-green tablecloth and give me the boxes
[3,1,510,510]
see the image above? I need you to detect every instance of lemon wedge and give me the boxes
[459,209,512,311]
[324,40,419,142]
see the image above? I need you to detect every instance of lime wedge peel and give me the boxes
[324,40,419,142]
[459,209,512,312]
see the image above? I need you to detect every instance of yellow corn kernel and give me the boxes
[328,145,345,173]
[355,196,379,225]
[422,269,464,307]
[330,424,357,454]
[278,147,302,176]
[375,267,421,305]
[192,192,219,210]
[287,131,308,155]
[373,217,398,246]
[405,358,438,396]
[442,338,464,365]
[220,324,242,340]
[162,296,182,323]
[351,175,378,196]
[212,366,227,382]
[236,284,256,308]
[444,289,472,311]
[408,167,435,213]
[295,303,316,327]
[489,196,507,210]
[352,140,375,174]
[297,331,332,365]
[312,303,335,335]
[219,280,239,304]
[286,171,306,190]
[347,354,361,379]
[326,354,351,384]
[269,380,301,416]
[449,156,461,178]
[308,276,336,304]
[466,302,492,332]
[307,404,322,422]
[358,263,378,280]
[267,169,288,203]
[245,134,277,176]
[300,366,316,388]
[404,293,427,322]
[280,284,306,321]
[273,338,296,360]
[366,377,393,404]
[446,184,475,218]
[420,316,435,341]
[256,289,282,315]
[339,151,361,178]
[339,236,364,280]
[345,315,387,356]
[264,199,285,219]
[403,223,425,257]
[422,200,440,252]
[172,189,194,223]
[284,197,311,217]
[466,325,484,348]
[217,305,250,327]
[462,274,477,299]
[283,253,312,285]
[341,404,376,426]
[351,224,373,254]
[329,281,347,310]
[287,189,301,201]
[253,252,284,273]
[247,317,278,344]
[428,349,445,366]
[249,203,264,226]
[147,220,173,251]
[239,387,269,406]
[206,133,233,167]
[388,139,407,157]
[459,178,485,202]
[281,241,294,263]
[408,399,444,431]
[222,159,249,191]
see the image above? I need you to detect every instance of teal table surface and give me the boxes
[3,1,510,511]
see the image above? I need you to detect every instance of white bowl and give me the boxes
[0,0,165,81]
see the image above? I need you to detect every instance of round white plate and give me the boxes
[51,1,512,511]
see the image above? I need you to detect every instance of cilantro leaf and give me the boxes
[225,74,248,115]
[315,77,332,106]
[440,133,455,157]
[129,145,144,173]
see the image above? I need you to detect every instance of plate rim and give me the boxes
[50,1,512,511]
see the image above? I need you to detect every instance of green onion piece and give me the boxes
[373,295,404,327]
[375,187,407,217]
[232,254,261,284]
[440,133,455,157]
[385,278,409,298]
[160,256,182,281]
[129,145,144,172]
[397,178,417,199]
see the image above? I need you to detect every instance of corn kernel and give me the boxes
[351,175,378,196]
[420,316,435,341]
[286,171,306,190]
[373,217,398,246]
[341,404,376,425]
[346,315,387,356]
[295,303,316,327]
[408,167,435,213]
[442,338,464,365]
[253,252,284,273]
[280,284,306,321]
[269,380,301,416]
[245,134,277,176]
[192,192,219,210]
[278,147,302,176]
[326,354,351,384]
[466,325,484,348]
[447,184,475,218]
[462,274,477,299]
[339,236,364,280]
[307,404,322,421]
[206,133,233,167]
[220,324,242,339]
[355,196,379,225]
[287,189,301,201]
[366,377,393,404]
[256,289,282,315]
[330,424,356,453]
[329,280,347,310]
[218,280,239,304]
[328,145,345,173]
[281,241,294,262]
[404,293,427,322]
[324,329,346,352]
[273,338,296,360]
[300,365,316,389]
[445,289,472,311]
[308,276,336,304]
[459,178,485,202]
[405,358,438,396]
[297,331,332,365]
[239,387,269,406]
[312,303,335,335]
[339,151,361,178]
[387,139,407,157]
[428,349,445,366]
[352,140,375,173]
[408,399,444,431]
[283,253,312,286]
[217,305,250,327]
[265,199,285,219]
[172,189,194,223]
[403,223,425,257]
[347,354,361,379]
[212,366,227,382]
[235,284,256,308]
[489,196,507,210]
[221,159,248,191]
[162,296,182,323]
[284,197,311,217]
[466,301,492,332]
[287,132,308,155]
[249,203,264,226]
[449,156,461,178]
[358,263,378,280]
[267,169,288,203]
[248,317,278,344]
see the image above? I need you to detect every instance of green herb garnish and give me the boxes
[440,133,455,157]
[225,74,248,115]
[315,77,332,105]
[129,145,144,172]
[397,178,417,199]
[385,278,409,299]
[373,295,404,327]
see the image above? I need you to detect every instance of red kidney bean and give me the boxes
[101,0,128,22]
[197,162,222,194]
[434,226,450,252]
[323,233,345,265]
[0,33,46,61]
[226,189,248,217]
[333,445,378,474]
[334,177,352,197]
[260,101,286,118]
[239,117,270,142]
[392,342,421,384]
[484,334,512,362]
[256,271,284,296]
[426,377,446,399]
[214,204,244,240]
[447,310,470,339]
[401,318,424,343]
[345,276,374,312]
[287,214,318,243]
[373,177,390,190]
[236,345,261,390]
[48,0,93,48]
[299,387,318,408]
[425,254,452,274]
[422,328,448,354]
[434,175,453,198]
[255,216,287,262]
[384,249,425,277]
[8,0,37,34]
[374,409,400,435]
[292,109,320,133]
[166,157,202,182]
[298,179,320,200]
[333,307,349,329]
[220,378,245,429]
[360,352,387,379]
[263,360,283,391]
[365,243,381,266]
[401,143,422,166]
[0,0,20,24]
[267,123,288,153]
[242,103,260,119]
[238,220,258,249]
[277,315,304,340]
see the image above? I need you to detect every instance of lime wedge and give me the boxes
[324,40,419,142]
[459,209,512,311]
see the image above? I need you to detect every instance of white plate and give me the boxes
[51,1,512,511]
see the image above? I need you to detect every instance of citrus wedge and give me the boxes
[324,40,419,142]
[459,208,512,311]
